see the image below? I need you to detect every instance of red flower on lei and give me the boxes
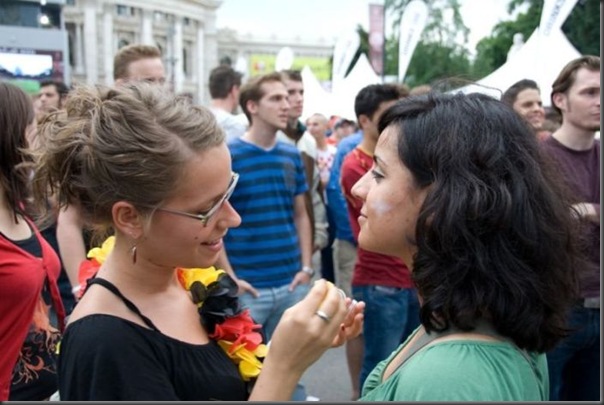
[77,236,268,381]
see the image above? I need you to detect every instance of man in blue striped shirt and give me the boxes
[217,72,313,342]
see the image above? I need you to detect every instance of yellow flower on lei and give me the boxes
[178,266,224,291]
[217,340,269,380]
[86,235,115,264]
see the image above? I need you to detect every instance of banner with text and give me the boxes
[539,0,578,37]
[332,29,360,93]
[398,0,428,82]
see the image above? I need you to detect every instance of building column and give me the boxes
[195,23,205,104]
[140,9,153,45]
[198,13,218,103]
[172,17,183,94]
[82,0,98,84]
[74,23,85,74]
[103,5,113,85]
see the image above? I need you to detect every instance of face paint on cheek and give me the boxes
[369,200,394,216]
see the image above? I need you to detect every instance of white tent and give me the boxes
[300,65,334,121]
[456,27,581,105]
[332,53,382,119]
[301,54,383,121]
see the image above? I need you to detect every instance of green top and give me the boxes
[359,328,549,401]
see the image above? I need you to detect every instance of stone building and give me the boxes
[63,0,335,104]
[217,28,334,84]
[64,0,221,103]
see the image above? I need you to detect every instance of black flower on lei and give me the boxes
[189,273,242,334]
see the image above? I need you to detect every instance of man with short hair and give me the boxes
[113,44,166,85]
[218,72,313,344]
[328,118,357,146]
[56,44,167,298]
[208,65,247,142]
[36,79,69,120]
[541,55,600,402]
[502,79,548,140]
[277,69,328,260]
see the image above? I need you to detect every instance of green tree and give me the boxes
[403,42,473,88]
[386,0,469,47]
[562,0,600,56]
[384,0,474,85]
[472,6,539,79]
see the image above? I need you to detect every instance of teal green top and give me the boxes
[359,328,549,401]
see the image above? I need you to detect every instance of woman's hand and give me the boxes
[234,278,259,298]
[331,297,365,347]
[249,279,364,401]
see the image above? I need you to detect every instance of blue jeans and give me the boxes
[352,285,421,388]
[239,282,310,341]
[546,305,600,401]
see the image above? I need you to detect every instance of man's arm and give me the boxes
[310,163,329,252]
[56,205,87,292]
[215,247,258,297]
[289,194,313,290]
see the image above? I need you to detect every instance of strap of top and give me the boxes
[397,320,534,373]
[86,277,160,332]
[397,325,461,366]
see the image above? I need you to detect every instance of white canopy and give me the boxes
[455,27,581,106]
[302,53,382,121]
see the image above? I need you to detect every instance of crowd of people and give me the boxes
[0,41,599,401]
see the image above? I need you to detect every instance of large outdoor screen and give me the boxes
[0,47,64,93]
[0,51,53,79]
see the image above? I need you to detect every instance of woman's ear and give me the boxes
[112,201,144,239]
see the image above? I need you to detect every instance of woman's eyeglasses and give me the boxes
[153,172,239,226]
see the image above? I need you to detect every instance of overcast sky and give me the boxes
[216,0,514,52]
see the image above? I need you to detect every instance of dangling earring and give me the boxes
[130,245,137,264]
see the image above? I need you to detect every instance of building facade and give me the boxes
[217,28,335,83]
[61,0,335,104]
[63,0,222,102]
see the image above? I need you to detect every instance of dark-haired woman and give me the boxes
[351,92,579,401]
[0,82,65,401]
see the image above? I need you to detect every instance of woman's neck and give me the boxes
[96,240,180,297]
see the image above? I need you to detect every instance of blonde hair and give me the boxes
[33,82,224,238]
[113,44,162,80]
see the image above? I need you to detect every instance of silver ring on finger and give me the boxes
[315,309,331,323]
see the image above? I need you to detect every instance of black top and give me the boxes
[58,278,248,400]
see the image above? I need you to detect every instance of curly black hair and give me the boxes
[378,91,580,353]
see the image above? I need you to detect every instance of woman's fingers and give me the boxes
[331,301,365,347]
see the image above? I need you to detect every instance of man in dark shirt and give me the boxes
[540,55,600,402]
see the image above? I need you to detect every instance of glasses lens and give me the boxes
[202,173,239,225]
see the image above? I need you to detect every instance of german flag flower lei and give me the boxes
[77,236,268,381]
